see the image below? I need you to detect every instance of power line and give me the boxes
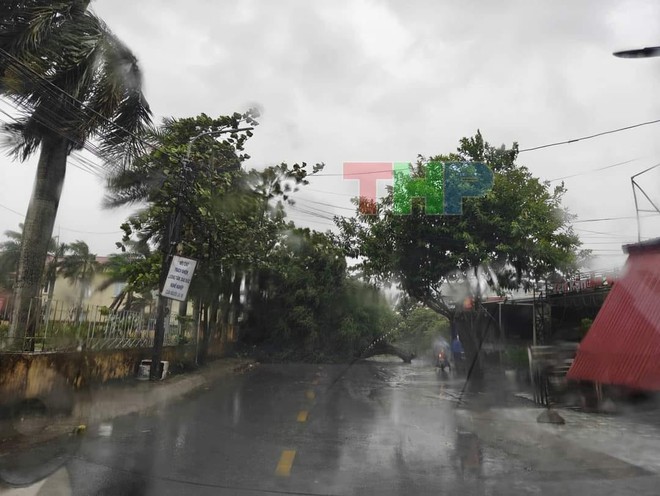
[293,189,657,228]
[308,156,653,181]
[0,102,106,177]
[289,204,336,222]
[0,202,24,216]
[57,226,122,235]
[519,117,660,153]
[295,198,355,212]
[574,227,642,238]
[0,47,153,158]
[547,158,642,182]
[573,214,659,224]
[581,241,628,245]
[0,201,121,235]
[304,188,356,198]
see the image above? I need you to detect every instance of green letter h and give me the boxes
[392,161,444,215]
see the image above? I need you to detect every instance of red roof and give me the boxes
[567,238,660,390]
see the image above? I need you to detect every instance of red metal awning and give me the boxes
[567,239,660,390]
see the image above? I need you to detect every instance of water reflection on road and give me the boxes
[5,358,660,495]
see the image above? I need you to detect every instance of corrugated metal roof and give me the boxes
[567,247,660,390]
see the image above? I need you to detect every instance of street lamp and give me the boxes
[613,46,660,58]
[612,45,660,241]
[149,126,253,380]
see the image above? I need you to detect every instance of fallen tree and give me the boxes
[361,341,416,363]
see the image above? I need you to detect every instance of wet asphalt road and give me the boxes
[4,360,660,495]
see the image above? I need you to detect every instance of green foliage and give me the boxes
[0,1,151,338]
[0,0,152,161]
[242,229,397,362]
[502,346,529,369]
[393,306,450,354]
[336,131,586,320]
[58,240,101,291]
[106,112,327,361]
[0,224,23,290]
[579,318,593,338]
[0,223,66,292]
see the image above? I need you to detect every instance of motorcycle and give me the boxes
[436,350,451,371]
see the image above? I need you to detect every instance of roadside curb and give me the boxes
[78,358,258,424]
[1,358,257,454]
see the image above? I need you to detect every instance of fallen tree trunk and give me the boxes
[361,342,416,363]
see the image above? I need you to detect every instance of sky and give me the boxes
[1,0,660,272]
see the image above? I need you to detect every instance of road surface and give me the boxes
[2,360,660,495]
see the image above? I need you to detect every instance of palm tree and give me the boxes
[44,239,68,312]
[97,241,152,312]
[0,224,23,290]
[0,224,65,294]
[58,240,101,322]
[0,1,152,340]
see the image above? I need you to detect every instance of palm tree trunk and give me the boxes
[9,135,68,346]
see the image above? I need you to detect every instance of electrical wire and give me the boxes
[519,117,660,153]
[292,191,658,230]
[295,197,356,212]
[0,47,153,156]
[0,200,122,235]
[574,227,648,238]
[0,202,24,216]
[0,102,107,177]
[288,205,336,223]
[573,214,658,224]
[547,158,642,182]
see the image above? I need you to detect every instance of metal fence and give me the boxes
[0,298,194,352]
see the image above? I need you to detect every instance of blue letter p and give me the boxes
[444,162,493,215]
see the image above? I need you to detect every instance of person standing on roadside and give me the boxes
[451,335,465,371]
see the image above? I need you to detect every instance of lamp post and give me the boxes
[613,46,660,58]
[150,126,252,380]
[612,45,660,242]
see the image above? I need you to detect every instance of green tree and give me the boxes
[0,1,151,340]
[393,306,450,356]
[242,228,398,362]
[96,244,154,312]
[44,239,68,311]
[106,112,321,361]
[0,224,23,290]
[0,224,65,300]
[58,240,101,320]
[337,131,585,368]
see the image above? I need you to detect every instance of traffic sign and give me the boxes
[161,256,197,301]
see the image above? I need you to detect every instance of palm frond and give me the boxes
[92,29,152,169]
[0,2,151,165]
[0,118,41,160]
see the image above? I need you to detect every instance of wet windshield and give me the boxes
[1,1,660,495]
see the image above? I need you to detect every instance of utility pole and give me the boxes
[149,126,253,380]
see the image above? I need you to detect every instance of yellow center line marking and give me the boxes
[297,410,309,422]
[305,390,316,400]
[275,450,296,477]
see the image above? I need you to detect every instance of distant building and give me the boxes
[42,256,123,314]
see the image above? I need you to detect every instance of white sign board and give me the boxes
[161,256,197,301]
